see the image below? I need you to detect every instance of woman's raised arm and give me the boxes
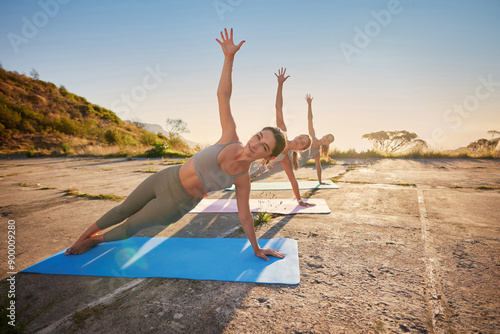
[215,28,245,143]
[306,94,316,138]
[275,67,290,132]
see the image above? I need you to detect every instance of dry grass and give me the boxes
[134,166,158,173]
[329,148,500,159]
[63,188,125,201]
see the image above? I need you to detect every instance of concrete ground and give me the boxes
[0,157,499,333]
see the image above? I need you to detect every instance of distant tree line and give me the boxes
[361,130,427,153]
[362,130,499,154]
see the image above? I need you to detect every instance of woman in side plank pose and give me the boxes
[304,94,335,184]
[250,93,334,185]
[249,68,313,206]
[65,29,287,261]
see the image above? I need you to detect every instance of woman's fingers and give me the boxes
[269,249,285,258]
[265,248,285,258]
[257,248,285,261]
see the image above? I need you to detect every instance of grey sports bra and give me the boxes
[192,141,248,192]
[299,137,320,166]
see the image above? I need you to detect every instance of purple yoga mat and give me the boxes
[190,198,331,214]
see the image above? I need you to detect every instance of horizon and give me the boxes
[1,1,499,151]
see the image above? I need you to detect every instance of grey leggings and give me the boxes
[96,165,202,242]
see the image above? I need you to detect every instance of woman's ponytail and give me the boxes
[292,151,300,170]
[320,134,334,159]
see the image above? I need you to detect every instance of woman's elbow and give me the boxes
[217,91,230,101]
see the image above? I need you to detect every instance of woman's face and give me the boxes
[321,134,334,145]
[246,129,276,159]
[292,135,310,150]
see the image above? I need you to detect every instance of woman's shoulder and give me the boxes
[215,132,240,145]
[311,138,321,149]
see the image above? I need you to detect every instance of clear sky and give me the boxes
[1,0,499,150]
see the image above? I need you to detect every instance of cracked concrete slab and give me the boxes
[0,157,498,333]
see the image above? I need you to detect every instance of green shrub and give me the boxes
[168,134,190,152]
[61,142,72,155]
[56,117,79,135]
[122,134,137,146]
[0,96,22,129]
[104,128,122,145]
[21,119,36,133]
[145,142,171,157]
[0,123,11,141]
[92,105,121,124]
[79,104,94,117]
[26,145,35,157]
[141,130,157,146]
[253,211,273,229]
[59,85,74,100]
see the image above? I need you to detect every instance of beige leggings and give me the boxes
[96,165,201,242]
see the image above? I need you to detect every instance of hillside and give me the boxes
[0,67,166,157]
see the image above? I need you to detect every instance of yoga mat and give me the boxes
[22,237,300,285]
[226,180,339,191]
[191,198,331,214]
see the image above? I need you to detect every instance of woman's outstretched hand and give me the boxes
[216,28,245,57]
[305,93,313,105]
[275,67,290,84]
[255,248,285,261]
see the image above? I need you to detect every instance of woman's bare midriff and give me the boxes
[179,158,207,199]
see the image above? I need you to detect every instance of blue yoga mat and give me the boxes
[22,237,300,285]
[225,180,339,191]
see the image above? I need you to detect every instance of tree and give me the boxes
[165,118,190,137]
[362,130,421,153]
[487,130,500,139]
[29,68,39,80]
[467,138,497,153]
[412,139,428,151]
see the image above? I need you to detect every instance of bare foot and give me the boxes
[65,235,103,255]
[65,223,103,255]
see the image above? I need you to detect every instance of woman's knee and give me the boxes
[110,204,132,219]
